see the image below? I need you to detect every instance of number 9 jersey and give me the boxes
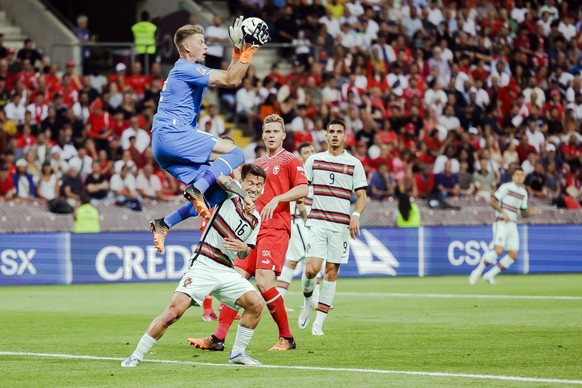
[304,150,368,232]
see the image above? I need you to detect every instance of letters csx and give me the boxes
[95,245,194,281]
[0,249,37,276]
[447,240,493,266]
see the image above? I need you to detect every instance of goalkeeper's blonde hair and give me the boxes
[262,114,286,132]
[174,25,204,53]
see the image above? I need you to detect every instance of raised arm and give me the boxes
[216,175,255,213]
[208,16,270,88]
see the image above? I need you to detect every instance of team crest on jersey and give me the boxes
[273,165,280,175]
[182,277,193,288]
[262,249,271,257]
[196,66,208,75]
[306,243,311,253]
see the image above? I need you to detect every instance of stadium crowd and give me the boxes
[1,0,582,213]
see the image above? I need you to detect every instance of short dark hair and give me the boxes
[242,164,267,181]
[326,119,347,132]
[297,142,313,154]
[512,166,524,175]
[81,191,92,204]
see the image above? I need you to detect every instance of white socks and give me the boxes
[302,271,316,295]
[277,265,294,298]
[132,333,157,361]
[314,280,336,327]
[485,254,514,278]
[473,250,499,277]
[231,325,254,354]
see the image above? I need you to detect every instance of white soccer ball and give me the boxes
[240,17,267,44]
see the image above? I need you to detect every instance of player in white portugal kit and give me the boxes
[122,164,266,367]
[298,120,368,335]
[469,167,537,285]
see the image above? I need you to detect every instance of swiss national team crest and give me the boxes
[183,277,193,288]
[273,165,280,175]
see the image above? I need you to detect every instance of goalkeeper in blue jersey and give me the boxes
[151,18,269,222]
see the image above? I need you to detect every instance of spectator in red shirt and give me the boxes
[16,123,37,150]
[110,109,128,139]
[266,63,286,88]
[516,135,537,163]
[16,59,38,90]
[415,163,435,199]
[400,122,417,150]
[545,89,564,121]
[64,60,82,90]
[353,140,372,175]
[108,63,128,91]
[59,73,79,107]
[85,98,112,151]
[471,59,490,82]
[561,135,581,170]
[127,62,148,99]
[0,163,15,201]
[27,92,49,127]
[44,63,62,98]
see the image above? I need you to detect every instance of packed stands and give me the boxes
[1,0,582,232]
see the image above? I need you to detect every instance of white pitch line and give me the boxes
[0,351,581,386]
[288,291,582,301]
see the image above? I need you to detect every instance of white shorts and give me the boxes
[305,226,350,264]
[492,221,519,252]
[286,221,308,263]
[175,256,257,310]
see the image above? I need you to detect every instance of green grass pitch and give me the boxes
[1,275,581,387]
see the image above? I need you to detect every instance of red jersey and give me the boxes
[127,74,148,95]
[16,134,37,149]
[0,172,15,196]
[16,70,38,90]
[86,112,112,138]
[254,148,308,233]
[44,74,62,97]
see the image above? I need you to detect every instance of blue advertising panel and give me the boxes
[342,228,419,277]
[2,224,581,287]
[70,231,200,284]
[422,226,525,276]
[0,233,70,285]
[527,225,582,274]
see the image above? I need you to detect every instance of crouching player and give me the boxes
[121,164,267,367]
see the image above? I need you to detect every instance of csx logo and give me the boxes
[448,240,493,266]
[0,249,37,276]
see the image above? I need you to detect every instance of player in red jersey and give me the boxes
[188,113,308,351]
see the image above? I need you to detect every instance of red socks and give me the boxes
[213,303,238,341]
[202,294,213,313]
[213,288,293,340]
[262,287,292,338]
